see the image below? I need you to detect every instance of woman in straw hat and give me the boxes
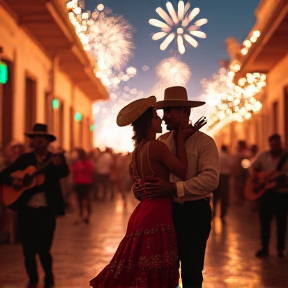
[90,96,202,288]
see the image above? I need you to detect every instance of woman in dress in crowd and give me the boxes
[71,148,94,224]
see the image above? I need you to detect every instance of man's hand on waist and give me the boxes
[144,176,176,199]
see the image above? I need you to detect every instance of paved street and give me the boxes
[0,193,287,288]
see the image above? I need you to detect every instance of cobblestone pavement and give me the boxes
[0,193,287,288]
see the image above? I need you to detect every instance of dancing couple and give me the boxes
[90,86,220,288]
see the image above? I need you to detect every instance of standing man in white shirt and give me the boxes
[141,86,219,288]
[213,145,233,222]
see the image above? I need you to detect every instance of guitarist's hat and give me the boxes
[25,123,56,142]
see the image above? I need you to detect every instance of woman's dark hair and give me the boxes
[131,106,154,145]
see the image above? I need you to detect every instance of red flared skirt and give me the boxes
[90,198,179,288]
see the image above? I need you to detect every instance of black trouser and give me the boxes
[258,191,288,252]
[173,199,212,288]
[75,184,92,218]
[17,207,56,284]
[213,174,230,218]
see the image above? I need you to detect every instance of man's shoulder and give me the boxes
[157,132,171,142]
[17,152,34,161]
[189,131,216,144]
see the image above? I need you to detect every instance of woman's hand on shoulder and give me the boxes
[177,116,207,141]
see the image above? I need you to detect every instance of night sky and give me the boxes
[85,0,261,100]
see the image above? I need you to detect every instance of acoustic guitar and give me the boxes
[244,170,288,201]
[1,154,61,209]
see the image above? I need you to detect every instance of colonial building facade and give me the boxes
[0,0,108,151]
[214,0,288,152]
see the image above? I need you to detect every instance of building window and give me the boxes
[272,101,279,133]
[25,76,36,132]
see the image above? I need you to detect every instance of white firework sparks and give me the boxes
[151,57,191,100]
[156,57,191,86]
[87,10,135,87]
[149,0,208,54]
[66,1,136,88]
[200,68,265,136]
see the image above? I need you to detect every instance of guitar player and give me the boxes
[249,133,288,258]
[0,123,69,288]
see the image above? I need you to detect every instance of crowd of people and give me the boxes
[0,141,132,244]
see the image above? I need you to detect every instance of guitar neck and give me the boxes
[31,155,56,178]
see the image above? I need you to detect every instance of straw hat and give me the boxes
[25,123,56,142]
[116,96,156,127]
[153,86,205,109]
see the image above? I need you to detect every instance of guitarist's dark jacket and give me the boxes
[0,152,70,216]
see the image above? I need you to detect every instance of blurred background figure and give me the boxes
[213,145,233,222]
[95,147,113,201]
[71,149,94,224]
[232,140,251,205]
[250,144,259,162]
[90,148,101,201]
[249,134,288,258]
[62,148,78,212]
[112,153,132,208]
[0,141,25,244]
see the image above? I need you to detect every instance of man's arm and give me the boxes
[176,136,219,197]
[248,152,264,176]
[52,154,70,179]
[0,155,25,185]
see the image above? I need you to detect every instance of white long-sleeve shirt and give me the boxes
[160,131,219,203]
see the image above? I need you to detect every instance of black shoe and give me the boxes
[255,248,269,257]
[26,281,38,288]
[278,251,285,258]
[44,275,54,288]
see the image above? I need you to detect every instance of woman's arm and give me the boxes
[152,139,187,180]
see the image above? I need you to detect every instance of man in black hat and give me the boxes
[0,123,69,288]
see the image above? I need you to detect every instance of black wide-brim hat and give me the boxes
[25,123,56,142]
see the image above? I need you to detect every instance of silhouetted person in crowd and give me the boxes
[249,134,288,258]
[213,145,233,222]
[233,140,251,205]
[95,147,113,200]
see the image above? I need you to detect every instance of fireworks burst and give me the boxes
[66,1,136,88]
[156,57,191,86]
[149,0,208,54]
[152,57,191,100]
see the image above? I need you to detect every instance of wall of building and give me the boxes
[0,5,95,151]
[266,53,288,143]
